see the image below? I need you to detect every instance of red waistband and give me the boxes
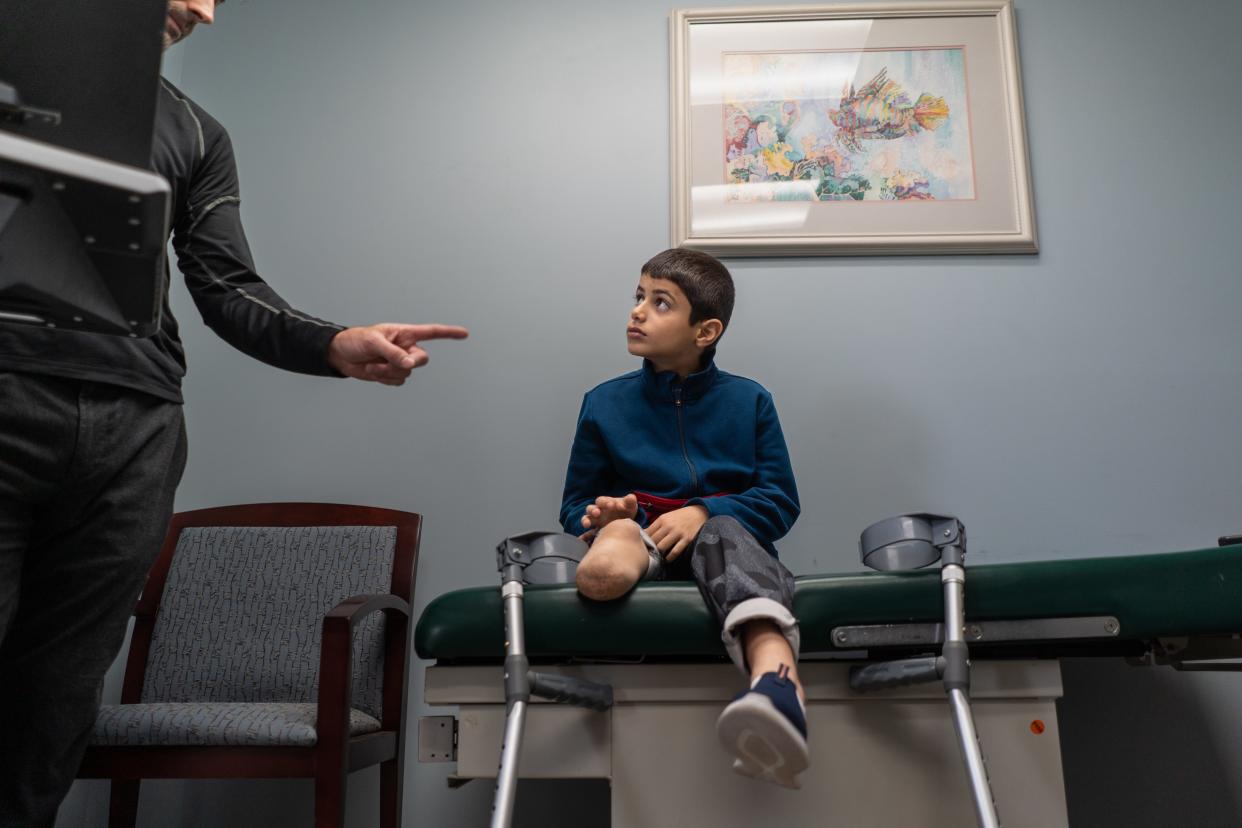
[633,491,728,521]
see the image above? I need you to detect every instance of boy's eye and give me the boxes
[655,299,670,310]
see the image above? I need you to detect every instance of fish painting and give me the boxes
[829,68,949,153]
[720,49,974,202]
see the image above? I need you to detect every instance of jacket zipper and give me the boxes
[673,387,700,493]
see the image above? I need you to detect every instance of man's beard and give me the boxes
[162,18,187,50]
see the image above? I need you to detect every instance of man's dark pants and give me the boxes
[0,372,187,827]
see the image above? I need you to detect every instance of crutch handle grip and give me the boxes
[529,671,614,711]
[849,656,944,692]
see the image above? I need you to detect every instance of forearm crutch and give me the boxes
[849,514,1001,828]
[492,533,614,828]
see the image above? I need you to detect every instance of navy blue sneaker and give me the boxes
[715,665,809,788]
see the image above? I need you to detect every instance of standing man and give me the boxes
[0,1,468,824]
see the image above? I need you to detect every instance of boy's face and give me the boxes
[626,274,703,364]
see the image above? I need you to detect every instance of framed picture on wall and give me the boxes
[670,1,1037,256]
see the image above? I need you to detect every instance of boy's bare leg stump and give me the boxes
[576,519,649,601]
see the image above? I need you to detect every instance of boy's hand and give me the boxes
[647,505,709,562]
[581,493,638,531]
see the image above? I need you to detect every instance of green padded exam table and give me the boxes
[415,544,1242,827]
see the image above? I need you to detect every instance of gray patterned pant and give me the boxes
[649,515,799,671]
[0,373,187,828]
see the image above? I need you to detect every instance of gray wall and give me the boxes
[58,0,1242,825]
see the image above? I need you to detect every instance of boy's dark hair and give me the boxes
[641,248,735,333]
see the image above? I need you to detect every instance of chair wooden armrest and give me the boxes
[315,594,412,814]
[317,593,412,736]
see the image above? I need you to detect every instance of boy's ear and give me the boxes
[696,318,724,349]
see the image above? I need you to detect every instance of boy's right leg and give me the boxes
[575,518,653,601]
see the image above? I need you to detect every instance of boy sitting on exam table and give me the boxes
[559,248,807,788]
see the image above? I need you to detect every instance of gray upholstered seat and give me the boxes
[90,525,396,748]
[92,702,381,747]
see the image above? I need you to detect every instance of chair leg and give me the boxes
[380,758,403,828]
[108,779,140,828]
[314,768,347,828]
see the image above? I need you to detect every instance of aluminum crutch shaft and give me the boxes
[491,583,529,828]
[943,564,1000,828]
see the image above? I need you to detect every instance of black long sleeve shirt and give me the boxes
[0,79,344,403]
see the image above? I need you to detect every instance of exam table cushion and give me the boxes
[415,546,1242,661]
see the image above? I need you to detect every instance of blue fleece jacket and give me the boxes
[559,356,800,556]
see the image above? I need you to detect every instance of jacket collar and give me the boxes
[641,349,719,403]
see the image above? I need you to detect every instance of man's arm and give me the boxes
[173,119,465,383]
[687,391,800,545]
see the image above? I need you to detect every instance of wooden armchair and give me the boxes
[77,503,420,828]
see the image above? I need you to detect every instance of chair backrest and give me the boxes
[132,505,420,721]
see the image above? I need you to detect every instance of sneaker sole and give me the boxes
[715,692,809,789]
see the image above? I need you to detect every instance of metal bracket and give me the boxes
[831,615,1122,649]
[1148,634,1242,672]
[418,715,458,762]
